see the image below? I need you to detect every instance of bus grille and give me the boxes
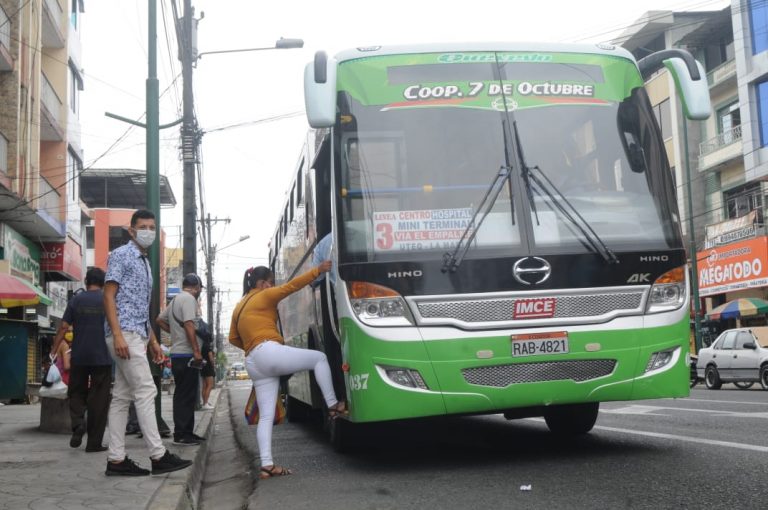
[415,292,643,324]
[462,359,617,387]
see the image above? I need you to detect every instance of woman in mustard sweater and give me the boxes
[229,262,346,479]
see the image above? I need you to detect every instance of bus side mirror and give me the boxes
[663,58,710,120]
[304,51,337,128]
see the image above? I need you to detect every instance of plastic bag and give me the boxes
[45,363,62,384]
[39,380,68,399]
[244,387,285,425]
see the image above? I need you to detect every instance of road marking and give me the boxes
[601,404,768,419]
[594,424,768,453]
[671,397,768,406]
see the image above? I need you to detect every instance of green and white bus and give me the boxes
[270,43,709,447]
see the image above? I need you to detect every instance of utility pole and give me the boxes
[202,214,230,346]
[683,118,702,353]
[181,0,198,275]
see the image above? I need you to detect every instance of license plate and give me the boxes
[511,331,569,357]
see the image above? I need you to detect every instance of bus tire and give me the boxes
[544,402,599,436]
[705,365,722,390]
[285,395,312,423]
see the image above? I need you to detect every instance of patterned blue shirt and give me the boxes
[105,241,153,337]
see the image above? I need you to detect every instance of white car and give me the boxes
[696,328,768,390]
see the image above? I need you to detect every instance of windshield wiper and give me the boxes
[511,121,619,265]
[441,120,515,273]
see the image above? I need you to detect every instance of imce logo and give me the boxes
[513,298,557,319]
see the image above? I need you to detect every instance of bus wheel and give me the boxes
[285,395,312,423]
[544,402,599,436]
[327,415,355,453]
[705,366,722,390]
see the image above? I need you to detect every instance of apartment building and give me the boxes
[0,0,85,399]
[618,1,768,332]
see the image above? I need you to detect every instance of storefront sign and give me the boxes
[705,211,756,240]
[46,281,69,319]
[697,236,768,297]
[0,224,41,286]
[41,237,83,281]
[704,225,758,249]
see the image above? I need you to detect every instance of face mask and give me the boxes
[134,229,156,249]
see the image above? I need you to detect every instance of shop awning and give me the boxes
[0,274,52,308]
[706,297,768,321]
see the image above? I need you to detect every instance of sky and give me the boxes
[79,0,731,322]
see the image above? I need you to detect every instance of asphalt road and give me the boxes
[228,381,768,510]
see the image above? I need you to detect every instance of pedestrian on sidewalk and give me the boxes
[199,324,216,411]
[229,261,347,479]
[103,209,192,477]
[156,273,206,446]
[50,267,111,452]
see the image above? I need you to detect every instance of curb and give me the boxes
[147,387,223,510]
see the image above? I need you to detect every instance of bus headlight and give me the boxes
[645,266,687,314]
[347,281,414,326]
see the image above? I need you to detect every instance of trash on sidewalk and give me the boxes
[520,484,532,491]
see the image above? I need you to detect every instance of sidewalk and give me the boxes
[0,386,222,510]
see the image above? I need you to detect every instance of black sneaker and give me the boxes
[70,424,86,448]
[172,437,200,446]
[151,450,192,475]
[105,457,150,477]
[85,445,108,453]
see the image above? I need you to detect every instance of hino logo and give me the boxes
[387,270,423,278]
[512,257,552,285]
[639,255,669,262]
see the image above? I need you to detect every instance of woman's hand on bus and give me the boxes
[317,260,332,273]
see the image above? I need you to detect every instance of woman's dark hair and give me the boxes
[85,267,106,287]
[243,266,272,295]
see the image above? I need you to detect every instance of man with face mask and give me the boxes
[156,273,205,446]
[103,209,192,476]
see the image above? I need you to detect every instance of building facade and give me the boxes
[0,0,86,399]
[618,1,768,339]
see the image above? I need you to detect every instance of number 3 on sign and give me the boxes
[349,373,369,391]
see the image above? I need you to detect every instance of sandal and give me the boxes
[327,401,348,419]
[259,465,292,479]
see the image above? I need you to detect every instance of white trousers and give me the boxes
[245,341,338,466]
[106,331,165,462]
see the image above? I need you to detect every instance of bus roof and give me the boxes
[333,42,637,65]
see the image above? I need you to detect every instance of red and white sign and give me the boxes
[41,238,83,281]
[513,297,557,319]
[696,236,768,297]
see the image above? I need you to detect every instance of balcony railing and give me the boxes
[706,59,736,88]
[0,6,10,50]
[41,73,62,125]
[0,132,8,174]
[699,125,742,157]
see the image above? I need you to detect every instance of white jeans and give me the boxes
[245,341,338,466]
[106,331,165,461]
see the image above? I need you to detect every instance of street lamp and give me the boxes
[216,235,251,253]
[197,37,304,59]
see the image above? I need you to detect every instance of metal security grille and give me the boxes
[462,359,617,387]
[416,292,643,323]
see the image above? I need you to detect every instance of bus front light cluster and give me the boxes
[347,281,414,326]
[383,367,428,389]
[646,266,687,314]
[645,347,678,373]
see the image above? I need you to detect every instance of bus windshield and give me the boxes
[335,52,682,264]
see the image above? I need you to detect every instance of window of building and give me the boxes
[716,101,741,142]
[652,99,672,140]
[758,80,768,147]
[66,148,81,206]
[85,225,95,250]
[109,226,127,252]
[750,0,768,55]
[68,63,83,116]
[703,39,735,71]
[724,182,764,223]
[70,0,83,30]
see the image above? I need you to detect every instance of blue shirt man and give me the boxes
[104,240,152,338]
